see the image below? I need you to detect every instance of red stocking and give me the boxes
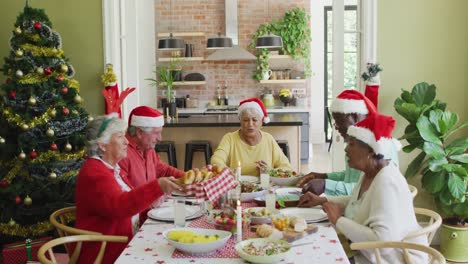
[365,84,379,109]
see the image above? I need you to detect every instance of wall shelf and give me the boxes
[158,57,204,62]
[259,79,306,84]
[157,32,205,37]
[269,55,293,59]
[160,81,206,86]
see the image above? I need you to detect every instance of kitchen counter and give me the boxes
[159,106,310,115]
[164,113,302,127]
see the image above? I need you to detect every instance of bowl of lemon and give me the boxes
[163,228,231,254]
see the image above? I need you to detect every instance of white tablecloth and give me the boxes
[115,218,350,264]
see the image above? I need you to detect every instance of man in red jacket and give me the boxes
[119,106,185,187]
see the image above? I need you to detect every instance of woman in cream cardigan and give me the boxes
[299,113,427,264]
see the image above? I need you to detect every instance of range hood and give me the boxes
[206,0,256,61]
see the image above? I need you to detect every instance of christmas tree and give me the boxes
[0,3,89,243]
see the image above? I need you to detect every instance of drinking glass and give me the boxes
[265,189,276,212]
[173,196,186,227]
[260,173,270,190]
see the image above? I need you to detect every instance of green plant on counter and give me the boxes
[250,7,311,81]
[146,58,181,103]
[394,82,468,224]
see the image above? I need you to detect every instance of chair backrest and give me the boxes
[37,234,128,264]
[408,184,418,199]
[405,207,442,244]
[350,241,446,264]
[50,206,101,254]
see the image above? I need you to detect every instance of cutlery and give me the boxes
[286,241,317,249]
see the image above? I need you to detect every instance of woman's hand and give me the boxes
[158,177,183,194]
[298,192,327,208]
[322,202,343,225]
[255,160,269,173]
[296,172,327,188]
[301,179,326,195]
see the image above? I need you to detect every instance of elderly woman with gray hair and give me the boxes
[74,114,182,264]
[211,98,292,176]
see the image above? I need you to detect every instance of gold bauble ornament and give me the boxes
[24,195,32,206]
[21,124,29,131]
[36,67,44,75]
[52,48,58,54]
[50,108,57,117]
[65,143,72,152]
[15,70,23,78]
[14,27,22,35]
[49,172,57,179]
[46,128,55,137]
[28,96,37,105]
[19,150,26,159]
[0,137,5,144]
[88,116,94,122]
[71,110,79,116]
[60,64,69,72]
[74,95,82,104]
[16,49,24,57]
[8,218,16,226]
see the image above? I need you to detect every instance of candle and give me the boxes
[236,161,241,180]
[236,200,242,242]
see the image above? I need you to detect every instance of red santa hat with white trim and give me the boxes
[238,98,270,124]
[347,113,402,160]
[330,89,377,115]
[128,106,164,127]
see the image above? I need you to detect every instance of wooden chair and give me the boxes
[405,207,442,244]
[350,241,446,264]
[408,184,418,199]
[50,206,101,254]
[37,234,128,264]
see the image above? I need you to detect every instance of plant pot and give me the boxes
[440,223,468,262]
[170,70,182,82]
[162,101,177,118]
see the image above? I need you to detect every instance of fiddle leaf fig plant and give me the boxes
[250,7,311,81]
[394,82,468,224]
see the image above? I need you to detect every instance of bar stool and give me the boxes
[184,140,213,171]
[155,140,177,167]
[276,140,290,160]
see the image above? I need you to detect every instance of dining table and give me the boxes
[115,200,350,264]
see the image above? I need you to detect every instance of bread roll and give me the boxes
[194,169,203,183]
[183,170,195,184]
[256,224,274,238]
[204,171,214,181]
[212,164,222,174]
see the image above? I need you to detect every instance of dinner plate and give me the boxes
[147,206,203,222]
[280,207,328,223]
[240,175,259,183]
[253,187,301,207]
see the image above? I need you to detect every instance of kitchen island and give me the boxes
[161,114,303,172]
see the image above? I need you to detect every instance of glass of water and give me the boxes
[173,196,186,227]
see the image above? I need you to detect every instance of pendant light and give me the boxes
[158,0,185,50]
[207,32,233,49]
[255,0,283,49]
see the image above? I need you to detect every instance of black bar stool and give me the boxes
[155,140,177,167]
[184,140,213,171]
[276,140,290,160]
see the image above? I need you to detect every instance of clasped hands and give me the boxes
[298,191,343,225]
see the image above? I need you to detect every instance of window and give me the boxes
[324,4,359,142]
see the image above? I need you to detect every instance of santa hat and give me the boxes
[330,89,377,115]
[238,98,270,123]
[347,113,402,160]
[128,106,164,127]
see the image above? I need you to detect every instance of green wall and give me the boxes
[378,0,468,210]
[0,0,104,115]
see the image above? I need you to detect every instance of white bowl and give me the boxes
[270,174,304,186]
[163,227,231,254]
[240,189,266,202]
[235,238,291,264]
[243,207,279,225]
[240,175,259,183]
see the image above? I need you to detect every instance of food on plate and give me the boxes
[268,168,298,178]
[247,207,272,217]
[242,240,289,256]
[290,216,307,232]
[272,216,290,231]
[256,224,274,238]
[241,181,263,193]
[167,230,220,244]
[212,210,250,233]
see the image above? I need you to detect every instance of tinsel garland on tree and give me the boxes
[0,3,90,244]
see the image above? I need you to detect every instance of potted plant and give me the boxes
[250,7,311,81]
[394,82,468,262]
[147,59,181,117]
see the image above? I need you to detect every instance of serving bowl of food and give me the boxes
[240,181,265,202]
[244,207,279,225]
[163,227,231,254]
[235,238,291,264]
[210,209,250,234]
[269,168,303,186]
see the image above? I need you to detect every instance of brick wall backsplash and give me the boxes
[155,0,310,106]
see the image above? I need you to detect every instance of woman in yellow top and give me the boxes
[211,98,292,176]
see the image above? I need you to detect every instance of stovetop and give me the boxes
[205,105,238,112]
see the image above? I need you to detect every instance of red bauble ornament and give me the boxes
[15,196,21,204]
[50,143,58,151]
[44,68,52,75]
[61,86,68,94]
[57,75,64,81]
[29,150,38,159]
[0,179,8,187]
[34,22,42,29]
[83,153,89,159]
[62,107,70,115]
[10,91,16,98]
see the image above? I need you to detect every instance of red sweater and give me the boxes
[75,158,164,264]
[119,134,184,187]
